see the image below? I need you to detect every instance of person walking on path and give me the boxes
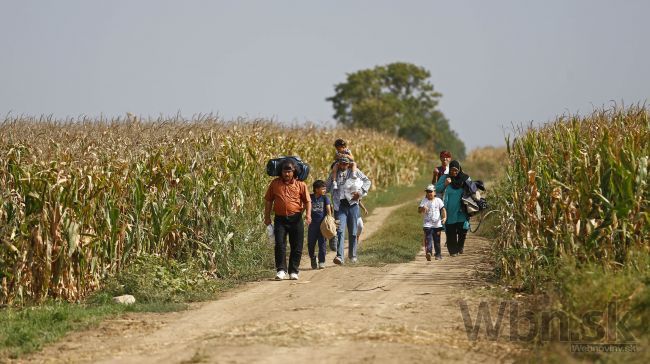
[308,180,332,269]
[432,151,452,198]
[435,160,471,256]
[264,159,312,280]
[327,156,371,265]
[419,184,447,260]
[427,150,452,249]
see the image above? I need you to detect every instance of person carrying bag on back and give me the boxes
[264,159,311,280]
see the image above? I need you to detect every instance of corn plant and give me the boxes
[493,106,649,290]
[0,116,424,304]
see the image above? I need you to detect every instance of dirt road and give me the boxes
[24,203,519,363]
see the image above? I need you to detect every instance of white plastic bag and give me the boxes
[266,224,275,246]
[343,177,363,202]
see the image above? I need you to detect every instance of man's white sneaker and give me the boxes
[289,272,299,280]
[275,270,286,280]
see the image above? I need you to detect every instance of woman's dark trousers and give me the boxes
[445,222,467,255]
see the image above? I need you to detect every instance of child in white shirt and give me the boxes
[418,184,447,261]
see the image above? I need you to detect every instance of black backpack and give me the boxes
[266,156,310,181]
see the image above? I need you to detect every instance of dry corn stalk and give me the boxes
[0,117,424,304]
[492,106,649,290]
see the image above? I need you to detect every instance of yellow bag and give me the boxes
[320,215,337,240]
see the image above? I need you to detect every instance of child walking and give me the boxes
[308,180,333,269]
[331,139,356,190]
[418,184,446,261]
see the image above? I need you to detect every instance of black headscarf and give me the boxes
[449,160,469,189]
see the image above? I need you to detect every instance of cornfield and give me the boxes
[494,106,649,289]
[461,146,507,182]
[0,116,424,305]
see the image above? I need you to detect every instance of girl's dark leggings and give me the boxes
[423,227,443,256]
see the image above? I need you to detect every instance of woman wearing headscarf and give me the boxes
[434,160,470,256]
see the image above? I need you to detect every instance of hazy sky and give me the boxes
[1,1,648,149]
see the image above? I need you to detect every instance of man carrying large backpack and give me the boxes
[264,159,312,280]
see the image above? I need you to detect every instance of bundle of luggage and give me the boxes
[461,180,489,217]
[265,156,310,181]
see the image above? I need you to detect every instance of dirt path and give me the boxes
[22,203,519,364]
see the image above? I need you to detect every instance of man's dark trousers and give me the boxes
[274,213,304,274]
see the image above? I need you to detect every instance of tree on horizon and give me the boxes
[327,62,465,159]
